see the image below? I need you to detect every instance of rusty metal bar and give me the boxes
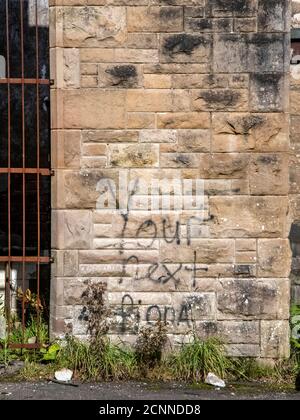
[20,0,26,346]
[0,168,51,175]
[36,0,41,344]
[5,0,11,336]
[0,78,49,85]
[0,342,42,350]
[0,256,50,263]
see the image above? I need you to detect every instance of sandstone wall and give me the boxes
[50,0,291,360]
[290,0,300,306]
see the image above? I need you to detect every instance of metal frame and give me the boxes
[1,0,51,349]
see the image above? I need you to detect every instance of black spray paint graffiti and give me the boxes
[116,295,198,333]
[118,213,208,287]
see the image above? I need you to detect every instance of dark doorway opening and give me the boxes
[0,0,51,347]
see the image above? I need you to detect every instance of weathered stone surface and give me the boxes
[213,33,285,73]
[205,153,250,179]
[185,17,233,33]
[50,0,291,359]
[160,129,210,153]
[234,17,257,32]
[98,64,142,88]
[206,0,258,17]
[249,154,289,195]
[217,321,259,344]
[157,112,210,129]
[63,170,119,209]
[82,130,139,143]
[212,113,289,152]
[139,129,177,144]
[109,144,159,167]
[160,33,212,63]
[261,320,290,358]
[56,210,93,249]
[144,74,172,89]
[127,89,191,113]
[160,240,235,264]
[257,0,286,32]
[249,73,285,111]
[209,196,288,238]
[127,6,183,32]
[127,113,156,129]
[257,239,292,278]
[63,48,80,88]
[64,90,126,129]
[218,279,290,319]
[192,89,248,111]
[225,344,260,357]
[63,7,126,47]
[64,278,87,305]
[126,33,158,49]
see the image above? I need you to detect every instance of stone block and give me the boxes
[192,89,248,111]
[160,129,210,153]
[160,33,212,63]
[63,48,80,88]
[218,279,290,320]
[261,320,290,358]
[98,64,142,88]
[213,33,285,73]
[212,112,289,152]
[109,144,159,167]
[127,6,183,32]
[160,239,235,264]
[157,112,210,129]
[206,0,258,17]
[63,6,126,47]
[257,0,286,32]
[249,153,289,195]
[257,239,292,278]
[55,210,93,249]
[249,73,285,112]
[63,89,126,129]
[127,113,156,129]
[209,196,288,238]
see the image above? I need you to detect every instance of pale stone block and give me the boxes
[261,320,290,358]
[257,239,292,278]
[63,89,126,129]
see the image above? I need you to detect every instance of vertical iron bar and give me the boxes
[36,0,41,341]
[5,0,11,338]
[20,0,26,343]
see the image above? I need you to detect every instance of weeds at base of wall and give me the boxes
[0,285,299,385]
[1,332,298,386]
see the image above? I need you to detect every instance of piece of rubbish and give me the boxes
[205,372,226,388]
[54,368,73,382]
[28,336,37,344]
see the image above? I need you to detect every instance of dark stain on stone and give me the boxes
[257,155,278,165]
[202,321,218,335]
[159,7,182,20]
[163,34,209,56]
[173,155,191,166]
[234,264,252,277]
[188,18,212,31]
[106,65,137,86]
[258,0,284,29]
[197,89,241,108]
[240,115,264,133]
[207,0,257,16]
